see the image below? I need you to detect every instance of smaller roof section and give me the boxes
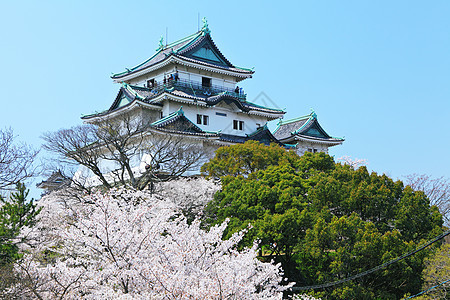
[81,83,162,121]
[273,111,344,146]
[36,170,71,193]
[247,124,284,146]
[150,107,216,137]
[219,124,283,146]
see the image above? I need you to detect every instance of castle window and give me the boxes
[216,112,227,117]
[197,114,209,125]
[147,78,155,88]
[233,120,244,130]
[202,77,212,88]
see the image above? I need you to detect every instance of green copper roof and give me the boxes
[235,66,255,72]
[151,106,184,127]
[165,31,202,52]
[277,111,316,126]
[122,82,145,100]
[243,99,285,112]
[112,21,254,79]
[246,123,269,137]
[112,31,203,77]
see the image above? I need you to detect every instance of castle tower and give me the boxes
[82,19,343,157]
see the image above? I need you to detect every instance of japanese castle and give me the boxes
[82,20,343,160]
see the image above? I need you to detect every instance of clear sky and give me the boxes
[1,1,449,198]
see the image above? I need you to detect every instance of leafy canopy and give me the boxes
[0,183,41,265]
[203,142,443,299]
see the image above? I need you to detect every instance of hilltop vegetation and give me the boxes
[202,141,444,299]
[0,132,448,299]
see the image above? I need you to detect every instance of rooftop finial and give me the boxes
[157,35,164,51]
[201,17,210,35]
[310,108,317,119]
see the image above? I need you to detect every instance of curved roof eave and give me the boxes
[147,127,220,139]
[81,99,162,123]
[148,92,284,117]
[294,135,345,145]
[111,55,253,83]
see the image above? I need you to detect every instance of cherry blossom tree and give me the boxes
[336,155,368,169]
[12,187,300,299]
[154,176,220,220]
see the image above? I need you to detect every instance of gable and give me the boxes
[117,94,132,109]
[190,45,227,65]
[248,128,282,146]
[302,120,331,139]
[181,36,233,68]
[163,117,204,133]
[213,100,239,111]
[109,89,134,111]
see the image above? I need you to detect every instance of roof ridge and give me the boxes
[291,116,314,135]
[151,106,184,126]
[166,31,202,49]
[112,31,202,78]
[123,83,145,100]
[173,31,204,54]
[278,114,312,125]
[112,50,163,77]
[244,99,285,112]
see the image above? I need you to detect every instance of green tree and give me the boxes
[0,183,41,299]
[201,140,299,177]
[203,143,443,299]
[0,182,41,265]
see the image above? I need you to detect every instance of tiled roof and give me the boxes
[204,94,284,115]
[175,55,252,74]
[36,171,70,190]
[150,109,284,145]
[219,125,282,146]
[219,134,247,144]
[82,83,284,120]
[112,30,253,80]
[111,31,202,79]
[150,107,213,135]
[273,115,310,140]
[247,125,284,146]
[274,112,344,143]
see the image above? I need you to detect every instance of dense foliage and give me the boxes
[0,183,40,265]
[203,141,443,299]
[0,183,40,298]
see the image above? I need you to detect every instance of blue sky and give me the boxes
[1,1,449,198]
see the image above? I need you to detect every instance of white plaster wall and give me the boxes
[125,64,240,89]
[163,102,268,135]
[295,143,329,156]
[127,65,175,87]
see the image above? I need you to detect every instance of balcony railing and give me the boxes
[146,78,246,100]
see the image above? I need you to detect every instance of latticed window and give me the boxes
[197,114,209,125]
[233,120,244,130]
